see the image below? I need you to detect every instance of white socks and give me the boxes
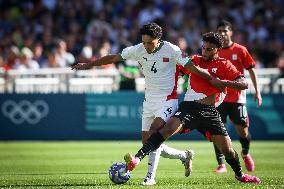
[160,144,187,160]
[147,145,163,179]
[146,144,187,179]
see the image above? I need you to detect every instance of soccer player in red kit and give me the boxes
[213,20,262,173]
[124,32,261,184]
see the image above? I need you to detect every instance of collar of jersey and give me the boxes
[222,42,234,49]
[151,41,164,54]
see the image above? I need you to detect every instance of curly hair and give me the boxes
[202,32,224,49]
[140,22,163,39]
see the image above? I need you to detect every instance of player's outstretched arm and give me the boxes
[248,68,262,107]
[186,63,226,90]
[71,54,121,70]
[220,77,248,90]
[185,63,213,80]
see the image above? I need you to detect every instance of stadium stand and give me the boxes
[0,0,284,93]
[0,67,282,94]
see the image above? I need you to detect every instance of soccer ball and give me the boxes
[108,162,131,184]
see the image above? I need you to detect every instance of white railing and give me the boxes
[245,68,280,78]
[0,67,119,94]
[69,77,114,93]
[0,67,283,94]
[273,78,284,93]
[0,77,5,93]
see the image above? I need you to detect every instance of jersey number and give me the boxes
[163,107,173,117]
[238,106,247,118]
[151,62,157,73]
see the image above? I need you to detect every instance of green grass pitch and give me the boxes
[0,141,283,189]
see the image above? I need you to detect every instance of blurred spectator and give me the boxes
[175,36,192,92]
[0,0,283,71]
[97,40,112,58]
[251,51,264,69]
[41,0,57,11]
[32,42,46,67]
[247,16,269,43]
[85,13,112,49]
[54,39,75,67]
[276,52,284,79]
[96,40,116,70]
[270,51,284,89]
[168,3,184,30]
[13,47,39,70]
[5,46,20,70]
[138,1,164,26]
[176,36,193,55]
[0,55,4,68]
[42,49,59,68]
[119,60,141,90]
[78,45,96,63]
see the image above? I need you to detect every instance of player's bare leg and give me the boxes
[213,144,227,173]
[158,117,184,138]
[212,135,260,184]
[213,121,254,173]
[150,119,194,173]
[234,123,255,172]
[140,118,193,185]
[125,117,183,171]
[158,118,194,177]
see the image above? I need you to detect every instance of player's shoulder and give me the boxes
[232,42,248,52]
[217,56,228,62]
[163,41,181,51]
[189,55,202,65]
[217,57,231,66]
[122,43,144,53]
[131,43,145,50]
[191,54,201,61]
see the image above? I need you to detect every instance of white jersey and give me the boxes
[120,41,191,102]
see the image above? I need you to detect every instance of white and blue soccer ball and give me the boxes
[108,162,131,184]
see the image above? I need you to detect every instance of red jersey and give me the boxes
[184,55,242,105]
[218,43,255,103]
[166,65,189,100]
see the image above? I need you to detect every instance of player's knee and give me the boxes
[240,121,249,129]
[222,147,235,159]
[236,125,249,138]
[244,120,249,127]
[239,132,248,138]
[160,118,179,138]
[149,123,163,134]
[142,131,150,144]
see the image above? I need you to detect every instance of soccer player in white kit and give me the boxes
[71,22,219,185]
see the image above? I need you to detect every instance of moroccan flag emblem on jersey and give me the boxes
[163,57,169,62]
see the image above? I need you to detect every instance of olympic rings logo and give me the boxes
[1,100,49,125]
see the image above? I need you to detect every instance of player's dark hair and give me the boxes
[217,20,233,31]
[202,32,224,49]
[140,22,162,39]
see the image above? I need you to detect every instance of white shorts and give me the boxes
[141,99,179,131]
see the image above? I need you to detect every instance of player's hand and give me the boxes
[209,77,225,92]
[71,62,91,70]
[254,92,262,107]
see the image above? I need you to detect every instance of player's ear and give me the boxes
[229,30,233,37]
[214,48,219,56]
